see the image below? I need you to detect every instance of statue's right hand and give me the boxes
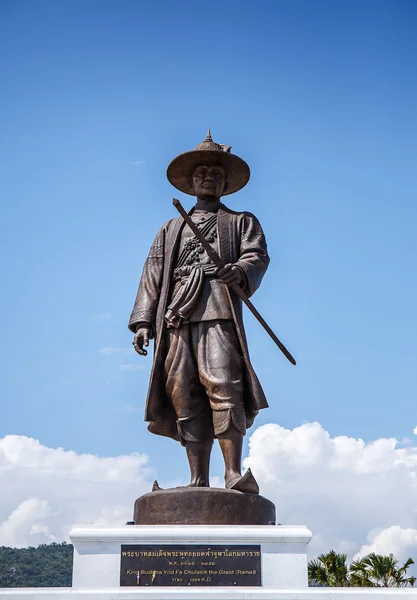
[133,326,153,356]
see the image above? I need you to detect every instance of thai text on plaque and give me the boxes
[120,544,261,586]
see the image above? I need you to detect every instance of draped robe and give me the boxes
[128,203,270,442]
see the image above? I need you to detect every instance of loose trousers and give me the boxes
[164,320,246,444]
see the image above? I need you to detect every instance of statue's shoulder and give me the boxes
[157,217,177,232]
[220,203,260,222]
[156,216,187,241]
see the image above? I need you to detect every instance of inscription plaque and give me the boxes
[120,544,261,586]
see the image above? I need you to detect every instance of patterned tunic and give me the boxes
[166,209,232,325]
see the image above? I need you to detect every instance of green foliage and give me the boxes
[309,550,415,588]
[350,553,416,588]
[0,542,73,588]
[308,550,350,587]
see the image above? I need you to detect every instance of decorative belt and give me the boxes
[166,265,219,329]
[172,263,218,282]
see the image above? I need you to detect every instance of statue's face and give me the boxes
[190,164,227,199]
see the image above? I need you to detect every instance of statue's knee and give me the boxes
[212,407,246,437]
[176,407,214,446]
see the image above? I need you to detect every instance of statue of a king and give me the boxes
[129,130,270,494]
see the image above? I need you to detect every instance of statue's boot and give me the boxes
[185,439,213,487]
[218,429,260,495]
[229,468,259,495]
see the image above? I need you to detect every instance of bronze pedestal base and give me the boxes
[133,487,276,525]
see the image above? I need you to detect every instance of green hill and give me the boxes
[0,542,73,587]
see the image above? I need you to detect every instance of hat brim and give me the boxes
[166,150,250,196]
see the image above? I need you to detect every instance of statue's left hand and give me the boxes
[218,263,244,287]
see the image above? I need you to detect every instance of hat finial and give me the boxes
[204,128,213,142]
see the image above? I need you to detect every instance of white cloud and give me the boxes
[0,499,54,547]
[355,526,417,562]
[91,313,111,321]
[413,426,417,436]
[131,160,144,166]
[3,422,417,563]
[100,347,122,356]
[120,364,145,371]
[0,435,154,547]
[124,403,142,413]
[244,422,417,561]
[99,347,134,356]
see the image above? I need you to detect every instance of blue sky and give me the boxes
[1,0,416,486]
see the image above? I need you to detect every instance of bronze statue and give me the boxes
[129,130,272,495]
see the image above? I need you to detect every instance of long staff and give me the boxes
[173,198,296,366]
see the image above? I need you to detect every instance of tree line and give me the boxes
[0,543,73,587]
[309,550,416,587]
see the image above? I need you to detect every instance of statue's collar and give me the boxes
[193,199,221,213]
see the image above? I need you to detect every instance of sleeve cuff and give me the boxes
[129,321,155,338]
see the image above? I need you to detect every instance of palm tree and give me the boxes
[308,550,350,587]
[349,553,415,588]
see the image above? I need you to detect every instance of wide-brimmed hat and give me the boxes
[166,130,250,196]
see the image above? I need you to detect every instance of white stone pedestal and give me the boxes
[4,526,417,600]
[69,524,312,589]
